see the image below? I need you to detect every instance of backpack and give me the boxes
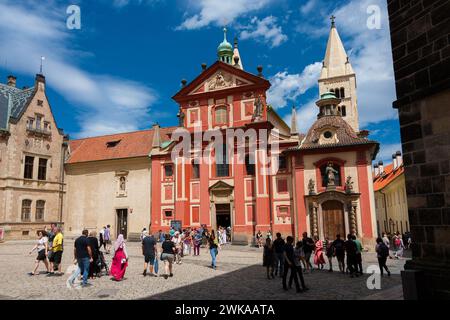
[379,243,389,257]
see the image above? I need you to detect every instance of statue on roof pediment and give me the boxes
[208,71,233,91]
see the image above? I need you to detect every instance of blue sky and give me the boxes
[0,0,401,163]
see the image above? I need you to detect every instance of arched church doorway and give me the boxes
[322,200,345,239]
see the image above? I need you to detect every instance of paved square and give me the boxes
[0,240,407,300]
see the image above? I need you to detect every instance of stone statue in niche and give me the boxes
[252,94,264,122]
[308,179,316,195]
[325,162,338,188]
[345,176,354,194]
[119,176,126,191]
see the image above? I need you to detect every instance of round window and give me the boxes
[324,131,333,139]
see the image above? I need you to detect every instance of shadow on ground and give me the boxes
[142,263,402,300]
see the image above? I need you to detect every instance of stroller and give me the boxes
[96,251,109,277]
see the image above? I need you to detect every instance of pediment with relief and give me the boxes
[189,70,253,95]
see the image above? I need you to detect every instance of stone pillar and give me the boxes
[349,201,358,236]
[311,203,319,238]
[388,0,450,299]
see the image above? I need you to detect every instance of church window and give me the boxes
[341,105,347,116]
[36,200,45,221]
[335,88,340,98]
[21,199,32,221]
[340,87,345,98]
[190,110,198,124]
[164,210,173,218]
[164,164,173,177]
[214,106,228,125]
[27,118,34,130]
[278,155,287,171]
[192,161,200,179]
[216,144,229,177]
[24,156,34,179]
[36,115,42,130]
[277,179,288,193]
[245,154,255,175]
[320,163,341,187]
[324,131,333,139]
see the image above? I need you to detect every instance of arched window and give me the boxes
[340,87,345,98]
[21,199,32,221]
[215,106,228,125]
[320,163,341,187]
[341,105,347,116]
[36,200,45,221]
[335,88,340,98]
[278,155,287,171]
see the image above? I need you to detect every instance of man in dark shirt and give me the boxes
[332,234,346,273]
[301,232,314,272]
[344,234,358,278]
[282,236,301,293]
[272,233,285,277]
[142,233,157,277]
[74,229,93,286]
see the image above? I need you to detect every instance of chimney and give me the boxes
[373,164,379,177]
[378,160,384,176]
[152,123,161,149]
[7,75,17,87]
[396,151,402,168]
[392,153,398,170]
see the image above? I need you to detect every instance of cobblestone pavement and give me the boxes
[0,240,408,300]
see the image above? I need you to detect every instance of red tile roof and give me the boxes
[67,127,176,164]
[373,163,404,191]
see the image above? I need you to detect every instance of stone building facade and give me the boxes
[373,152,409,236]
[387,0,450,299]
[0,74,67,240]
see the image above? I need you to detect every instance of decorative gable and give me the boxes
[189,69,253,95]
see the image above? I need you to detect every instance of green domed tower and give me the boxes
[217,27,233,64]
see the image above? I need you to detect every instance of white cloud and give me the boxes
[267,62,322,108]
[300,0,317,15]
[0,1,157,138]
[239,16,288,48]
[177,0,271,30]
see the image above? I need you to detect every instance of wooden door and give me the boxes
[116,209,128,239]
[322,201,345,240]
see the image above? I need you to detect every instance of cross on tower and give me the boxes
[330,15,336,27]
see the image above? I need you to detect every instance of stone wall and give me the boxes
[387,0,450,299]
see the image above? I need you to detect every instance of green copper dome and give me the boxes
[217,28,233,64]
[320,92,337,100]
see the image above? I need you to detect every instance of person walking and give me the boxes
[256,230,263,248]
[324,237,334,272]
[99,227,105,252]
[394,233,405,259]
[87,231,100,278]
[193,229,202,256]
[160,234,176,279]
[46,223,56,272]
[375,237,391,276]
[289,241,308,292]
[183,230,192,256]
[208,230,219,270]
[142,232,158,277]
[110,234,128,281]
[344,234,358,278]
[313,236,325,270]
[172,232,182,264]
[282,236,302,293]
[273,233,285,277]
[28,230,50,275]
[332,234,345,273]
[263,238,275,279]
[352,235,363,275]
[49,227,64,276]
[74,229,93,287]
[301,232,314,272]
[103,225,111,254]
